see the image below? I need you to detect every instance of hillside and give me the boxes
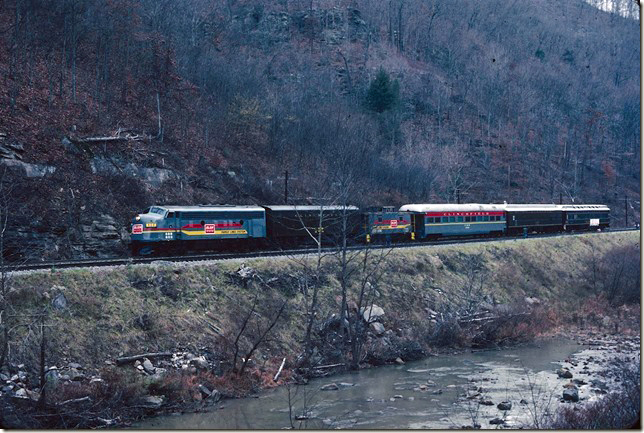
[3,231,640,427]
[0,0,640,259]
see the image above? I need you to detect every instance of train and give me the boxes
[129,203,610,256]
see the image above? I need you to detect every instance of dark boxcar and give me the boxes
[262,205,361,245]
[562,205,610,231]
[364,206,413,242]
[130,205,266,255]
[504,204,563,234]
[399,204,506,239]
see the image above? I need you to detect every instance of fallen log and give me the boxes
[57,396,92,406]
[115,352,173,365]
[313,362,345,370]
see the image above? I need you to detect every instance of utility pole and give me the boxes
[624,194,628,227]
[559,192,562,204]
[284,170,288,205]
[457,189,461,204]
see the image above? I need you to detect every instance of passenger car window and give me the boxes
[458,216,463,222]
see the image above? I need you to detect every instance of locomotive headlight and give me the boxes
[145,222,157,228]
[135,215,141,221]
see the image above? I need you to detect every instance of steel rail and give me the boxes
[4,227,638,273]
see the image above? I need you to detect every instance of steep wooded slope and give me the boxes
[0,0,639,259]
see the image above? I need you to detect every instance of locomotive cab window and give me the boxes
[166,212,175,219]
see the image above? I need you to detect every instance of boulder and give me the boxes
[395,357,405,365]
[208,389,222,402]
[338,382,355,388]
[320,383,339,391]
[0,159,55,178]
[52,293,68,310]
[189,356,209,369]
[489,418,505,425]
[69,369,85,381]
[198,384,213,397]
[360,305,385,323]
[497,401,512,411]
[139,395,164,409]
[0,140,24,160]
[142,358,155,374]
[370,322,385,336]
[557,368,573,379]
[479,400,494,406]
[13,388,28,399]
[524,297,541,306]
[563,386,579,402]
[68,362,82,370]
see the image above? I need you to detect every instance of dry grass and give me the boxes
[4,231,639,372]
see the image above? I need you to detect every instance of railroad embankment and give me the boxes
[2,231,640,427]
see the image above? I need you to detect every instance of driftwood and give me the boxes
[313,362,345,370]
[115,351,173,365]
[66,128,151,145]
[57,396,91,406]
[273,357,286,382]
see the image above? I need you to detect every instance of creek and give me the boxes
[135,338,611,429]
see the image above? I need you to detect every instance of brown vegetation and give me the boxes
[0,0,639,260]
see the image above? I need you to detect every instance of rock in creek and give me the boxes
[320,383,339,391]
[557,368,573,379]
[497,401,512,411]
[563,386,579,402]
[489,418,505,425]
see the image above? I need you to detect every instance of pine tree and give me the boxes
[366,68,399,113]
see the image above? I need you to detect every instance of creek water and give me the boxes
[135,338,596,429]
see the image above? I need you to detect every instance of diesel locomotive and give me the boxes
[130,203,610,256]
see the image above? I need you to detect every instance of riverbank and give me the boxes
[0,231,639,428]
[133,333,640,429]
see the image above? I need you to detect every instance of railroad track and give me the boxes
[4,227,638,273]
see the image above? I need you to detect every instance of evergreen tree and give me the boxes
[366,68,399,113]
